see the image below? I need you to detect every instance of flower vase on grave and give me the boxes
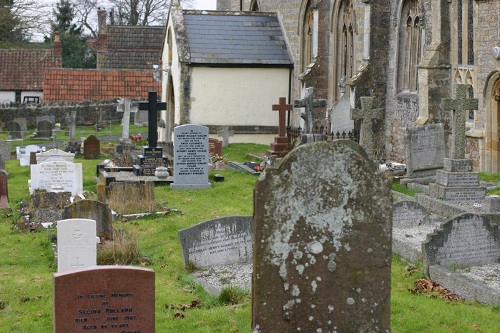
[215,161,226,170]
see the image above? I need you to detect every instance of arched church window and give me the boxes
[302,2,315,71]
[397,0,422,93]
[332,0,354,99]
[457,0,474,66]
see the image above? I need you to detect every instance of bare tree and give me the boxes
[1,0,53,43]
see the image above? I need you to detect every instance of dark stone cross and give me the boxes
[351,96,384,160]
[442,84,478,159]
[272,97,293,137]
[139,91,166,147]
[294,87,327,134]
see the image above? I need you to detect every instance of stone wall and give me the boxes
[0,101,121,127]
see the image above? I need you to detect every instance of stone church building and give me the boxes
[165,0,499,172]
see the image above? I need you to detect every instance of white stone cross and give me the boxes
[217,126,234,147]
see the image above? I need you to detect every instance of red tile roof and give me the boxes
[0,49,62,91]
[43,69,162,103]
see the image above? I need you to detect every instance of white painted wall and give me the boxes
[189,67,290,126]
[0,91,15,103]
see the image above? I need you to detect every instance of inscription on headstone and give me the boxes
[423,213,500,268]
[406,123,446,176]
[53,266,155,333]
[392,201,430,228]
[171,124,211,189]
[253,140,392,332]
[30,161,83,196]
[178,216,253,268]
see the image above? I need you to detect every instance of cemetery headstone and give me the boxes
[217,126,234,147]
[351,96,384,161]
[0,141,11,161]
[422,213,500,269]
[62,200,113,240]
[425,86,485,200]
[8,117,27,140]
[30,160,83,196]
[171,124,211,189]
[64,110,80,153]
[392,201,430,228]
[178,216,253,268]
[133,91,168,176]
[83,135,100,159]
[36,115,55,138]
[134,110,149,126]
[57,218,97,273]
[406,123,446,178]
[330,97,354,134]
[19,145,42,166]
[208,138,223,157]
[253,140,392,333]
[36,149,75,163]
[267,97,293,157]
[53,266,155,333]
[0,170,8,209]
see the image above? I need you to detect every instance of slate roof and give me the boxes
[43,69,161,103]
[182,12,292,66]
[0,49,61,91]
[98,26,165,70]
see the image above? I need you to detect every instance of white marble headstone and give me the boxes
[57,218,97,273]
[36,148,75,163]
[19,145,42,166]
[29,160,83,196]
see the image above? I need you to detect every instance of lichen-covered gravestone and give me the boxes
[252,140,392,333]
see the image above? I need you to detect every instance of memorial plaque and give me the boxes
[30,160,83,196]
[443,187,486,201]
[178,216,253,268]
[171,124,211,189]
[392,201,430,228]
[406,124,446,176]
[435,170,480,187]
[443,158,473,172]
[423,213,500,268]
[53,266,155,333]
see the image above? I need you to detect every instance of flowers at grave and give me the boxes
[209,154,226,164]
[129,133,142,141]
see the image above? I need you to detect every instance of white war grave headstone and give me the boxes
[29,160,83,196]
[252,140,392,332]
[171,124,211,189]
[57,218,97,273]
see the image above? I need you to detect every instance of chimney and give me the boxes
[53,33,62,65]
[97,8,108,69]
[98,8,107,34]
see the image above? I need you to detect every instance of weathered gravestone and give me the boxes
[57,218,97,273]
[36,148,75,163]
[62,200,113,240]
[36,115,55,138]
[351,96,384,161]
[422,213,500,269]
[405,123,446,178]
[0,141,11,161]
[8,117,27,140]
[53,266,155,332]
[171,124,211,189]
[393,201,431,228]
[29,160,83,196]
[178,216,253,268]
[0,170,8,209]
[84,135,101,159]
[252,140,392,333]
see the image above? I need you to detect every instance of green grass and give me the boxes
[0,143,499,332]
[392,180,422,197]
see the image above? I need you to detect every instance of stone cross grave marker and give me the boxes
[294,87,327,134]
[66,110,77,142]
[57,218,97,273]
[0,170,8,209]
[253,140,392,333]
[273,97,293,137]
[171,124,211,189]
[442,84,478,159]
[139,91,166,148]
[178,216,253,268]
[53,266,155,332]
[217,126,235,147]
[351,96,384,160]
[117,98,132,142]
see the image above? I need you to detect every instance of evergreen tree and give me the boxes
[0,0,26,45]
